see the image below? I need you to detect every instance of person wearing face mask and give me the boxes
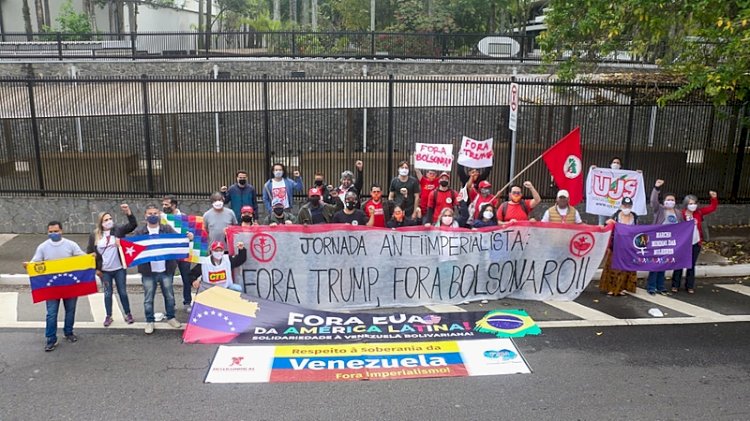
[161,195,182,216]
[221,170,257,221]
[161,195,195,312]
[265,198,298,226]
[414,167,440,217]
[262,163,304,214]
[27,221,85,351]
[646,179,684,295]
[364,184,394,228]
[298,188,342,225]
[202,192,238,250]
[312,172,335,205]
[130,205,192,334]
[422,172,457,225]
[388,161,421,220]
[386,205,418,228]
[189,241,247,292]
[472,203,498,228]
[599,197,639,296]
[497,181,542,223]
[332,191,369,225]
[671,191,718,294]
[458,163,491,204]
[239,206,256,227]
[434,207,459,228]
[86,204,137,327]
[590,157,643,225]
[541,190,583,224]
[336,160,365,206]
[468,180,499,222]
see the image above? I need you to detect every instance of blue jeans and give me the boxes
[646,271,666,293]
[101,268,131,316]
[142,272,176,323]
[672,244,702,290]
[228,284,243,292]
[45,298,77,343]
[177,260,193,305]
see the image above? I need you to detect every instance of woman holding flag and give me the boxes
[86,204,138,327]
[599,197,639,296]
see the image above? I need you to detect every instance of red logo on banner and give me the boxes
[230,356,244,367]
[569,232,595,257]
[250,233,277,263]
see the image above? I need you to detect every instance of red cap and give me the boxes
[478,180,492,189]
[240,205,254,214]
[439,172,450,179]
[308,188,322,197]
[209,241,225,251]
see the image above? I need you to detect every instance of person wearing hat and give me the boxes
[239,205,256,227]
[298,187,342,225]
[541,189,582,224]
[332,191,369,225]
[599,196,639,296]
[264,198,297,226]
[190,241,247,293]
[468,179,499,222]
[422,172,458,225]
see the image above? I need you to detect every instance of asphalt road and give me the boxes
[1,323,748,421]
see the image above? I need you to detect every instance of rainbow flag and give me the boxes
[162,214,209,263]
[26,254,97,303]
[183,287,260,344]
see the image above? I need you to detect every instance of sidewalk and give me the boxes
[1,231,749,286]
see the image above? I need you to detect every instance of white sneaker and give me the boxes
[166,318,181,329]
[145,322,154,334]
[184,304,192,312]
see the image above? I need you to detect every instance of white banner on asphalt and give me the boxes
[227,223,611,310]
[585,168,647,217]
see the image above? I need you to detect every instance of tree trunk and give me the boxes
[0,0,6,41]
[311,0,318,31]
[42,0,51,27]
[289,0,297,26]
[301,0,309,27]
[34,0,44,31]
[83,0,98,33]
[205,0,212,52]
[273,0,280,21]
[128,2,137,34]
[489,2,496,33]
[198,0,204,49]
[117,0,125,38]
[22,0,33,40]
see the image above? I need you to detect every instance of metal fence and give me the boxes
[0,75,747,202]
[0,30,636,63]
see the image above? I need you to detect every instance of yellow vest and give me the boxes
[547,206,578,223]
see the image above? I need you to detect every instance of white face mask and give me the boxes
[620,208,632,215]
[102,220,114,230]
[211,251,224,260]
[664,200,676,209]
[212,201,224,210]
[610,163,621,170]
[441,216,454,226]
[273,170,284,179]
[398,168,409,177]
[483,211,494,220]
[687,203,698,212]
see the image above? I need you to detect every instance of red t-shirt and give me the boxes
[363,199,386,228]
[497,199,534,222]
[419,177,439,213]
[427,189,457,223]
[472,196,499,219]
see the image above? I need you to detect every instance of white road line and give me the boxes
[425,304,466,313]
[715,284,750,297]
[87,293,126,325]
[543,300,618,321]
[0,234,18,247]
[537,315,750,328]
[630,288,726,318]
[0,292,18,323]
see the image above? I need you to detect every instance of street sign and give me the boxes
[509,82,519,131]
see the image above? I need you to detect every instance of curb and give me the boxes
[1,265,749,286]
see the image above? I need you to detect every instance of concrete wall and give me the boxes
[1,196,747,234]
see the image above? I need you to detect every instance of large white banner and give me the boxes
[227,223,611,310]
[585,168,647,217]
[457,136,494,168]
[414,143,454,171]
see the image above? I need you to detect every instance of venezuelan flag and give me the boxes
[183,287,260,344]
[26,254,97,303]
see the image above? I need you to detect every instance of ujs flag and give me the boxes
[183,286,260,344]
[119,234,191,267]
[26,254,97,303]
[161,214,209,263]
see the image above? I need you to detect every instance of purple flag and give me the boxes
[611,222,694,271]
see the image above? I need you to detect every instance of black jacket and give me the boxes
[86,213,138,271]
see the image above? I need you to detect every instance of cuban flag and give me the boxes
[119,234,191,268]
[26,254,97,303]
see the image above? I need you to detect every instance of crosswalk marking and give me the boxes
[0,292,18,322]
[543,300,618,321]
[425,304,466,313]
[88,293,126,325]
[715,283,750,297]
[630,288,726,319]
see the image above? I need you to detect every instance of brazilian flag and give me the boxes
[474,309,541,338]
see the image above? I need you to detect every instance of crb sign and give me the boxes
[477,37,521,58]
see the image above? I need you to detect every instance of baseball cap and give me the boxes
[621,196,633,206]
[210,241,225,251]
[308,188,322,197]
[240,205,254,214]
[557,189,570,198]
[271,198,284,207]
[439,172,450,179]
[478,180,492,189]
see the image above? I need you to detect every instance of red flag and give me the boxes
[542,127,583,206]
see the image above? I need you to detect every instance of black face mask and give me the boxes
[273,207,284,216]
[309,197,320,205]
[314,180,324,187]
[238,179,247,186]
[345,202,356,210]
[162,206,172,214]
[439,180,449,187]
[241,215,253,223]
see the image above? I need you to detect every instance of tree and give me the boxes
[22,0,33,40]
[539,0,750,106]
[34,0,45,31]
[82,0,98,33]
[54,0,94,39]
